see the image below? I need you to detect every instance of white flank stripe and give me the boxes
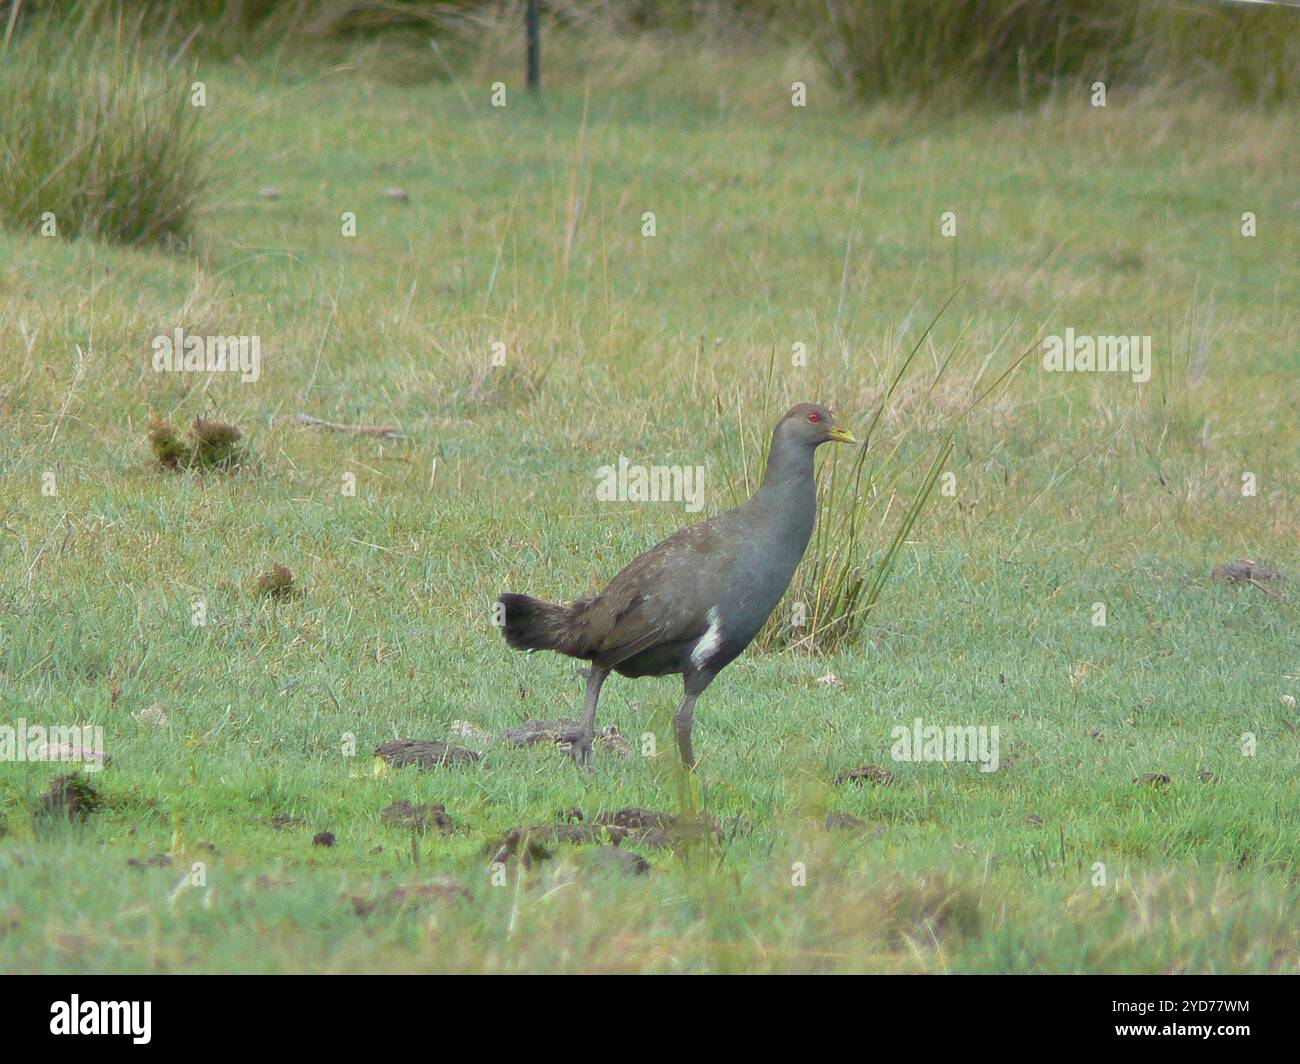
[690,607,723,669]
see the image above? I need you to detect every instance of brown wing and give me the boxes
[578,515,732,668]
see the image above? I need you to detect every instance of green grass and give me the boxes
[0,25,1296,973]
[813,0,1299,109]
[0,5,207,246]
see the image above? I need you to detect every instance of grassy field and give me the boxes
[1,24,1297,973]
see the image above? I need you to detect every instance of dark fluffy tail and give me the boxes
[496,593,589,657]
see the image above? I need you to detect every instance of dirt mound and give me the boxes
[1212,559,1281,587]
[39,775,100,820]
[833,764,894,786]
[374,739,480,769]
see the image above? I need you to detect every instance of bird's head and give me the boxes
[777,403,857,449]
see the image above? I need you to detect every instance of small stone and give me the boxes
[255,564,296,600]
[449,719,493,744]
[136,704,170,728]
[597,725,632,757]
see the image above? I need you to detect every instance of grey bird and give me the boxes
[496,403,857,769]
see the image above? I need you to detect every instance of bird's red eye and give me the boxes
[807,412,821,422]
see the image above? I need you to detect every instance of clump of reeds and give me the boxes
[719,295,1030,655]
[148,416,247,471]
[812,0,1296,109]
[0,1,208,245]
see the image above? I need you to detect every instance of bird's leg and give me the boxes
[573,666,608,768]
[672,693,698,771]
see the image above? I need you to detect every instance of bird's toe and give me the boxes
[570,735,594,769]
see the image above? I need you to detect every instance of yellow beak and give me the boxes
[827,426,857,445]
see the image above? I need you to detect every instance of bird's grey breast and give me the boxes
[711,514,813,645]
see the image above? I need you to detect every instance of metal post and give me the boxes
[526,0,540,93]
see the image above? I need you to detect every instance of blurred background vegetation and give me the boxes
[3,0,1294,247]
[5,1,1297,96]
[2,0,1295,974]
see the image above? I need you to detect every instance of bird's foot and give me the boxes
[570,733,594,770]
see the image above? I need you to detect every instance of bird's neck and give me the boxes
[750,433,816,523]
